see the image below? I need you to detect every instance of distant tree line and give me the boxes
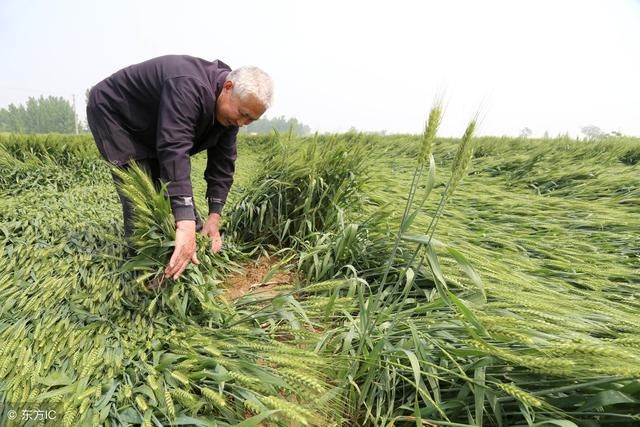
[580,125,624,140]
[0,96,78,133]
[239,115,311,135]
[519,126,627,140]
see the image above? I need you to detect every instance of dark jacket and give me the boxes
[86,55,238,220]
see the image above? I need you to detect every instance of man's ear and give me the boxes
[223,80,234,90]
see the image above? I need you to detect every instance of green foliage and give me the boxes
[227,132,372,248]
[0,133,104,194]
[228,115,640,425]
[0,96,77,133]
[0,135,344,426]
[1,130,640,426]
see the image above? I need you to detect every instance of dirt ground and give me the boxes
[222,256,298,300]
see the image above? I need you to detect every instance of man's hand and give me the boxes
[202,213,223,253]
[165,220,199,280]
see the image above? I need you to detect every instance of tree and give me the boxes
[581,125,606,140]
[0,96,76,133]
[1,104,27,132]
[520,127,533,139]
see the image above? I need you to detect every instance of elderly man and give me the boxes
[86,55,273,281]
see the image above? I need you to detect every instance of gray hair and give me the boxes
[227,66,274,108]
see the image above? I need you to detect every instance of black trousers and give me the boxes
[110,159,203,241]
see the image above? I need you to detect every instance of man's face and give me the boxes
[215,80,266,128]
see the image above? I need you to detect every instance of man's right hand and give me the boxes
[165,220,199,280]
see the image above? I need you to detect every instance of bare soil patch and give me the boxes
[223,256,298,300]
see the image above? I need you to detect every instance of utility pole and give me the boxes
[72,94,78,134]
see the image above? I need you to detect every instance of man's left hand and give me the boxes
[202,213,223,253]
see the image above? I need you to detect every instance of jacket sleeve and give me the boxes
[156,77,205,221]
[205,128,239,215]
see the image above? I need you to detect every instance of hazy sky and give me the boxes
[1,0,638,137]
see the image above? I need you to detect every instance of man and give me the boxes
[86,55,273,281]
